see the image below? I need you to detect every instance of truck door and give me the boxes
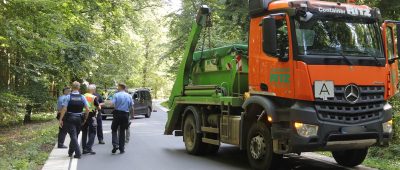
[383,21,399,97]
[257,13,294,98]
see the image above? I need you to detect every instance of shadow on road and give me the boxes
[164,145,352,170]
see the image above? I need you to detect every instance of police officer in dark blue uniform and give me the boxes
[59,81,90,159]
[92,84,106,144]
[111,83,133,154]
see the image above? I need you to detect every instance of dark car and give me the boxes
[132,88,152,118]
[101,88,152,119]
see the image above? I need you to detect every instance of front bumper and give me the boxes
[271,101,393,153]
[101,107,114,116]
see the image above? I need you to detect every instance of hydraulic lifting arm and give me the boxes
[164,5,211,135]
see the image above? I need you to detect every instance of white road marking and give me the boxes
[69,132,82,170]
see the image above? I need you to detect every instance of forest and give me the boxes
[0,0,399,167]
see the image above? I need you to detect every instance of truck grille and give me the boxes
[315,86,384,124]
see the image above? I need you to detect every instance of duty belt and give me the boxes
[66,112,83,117]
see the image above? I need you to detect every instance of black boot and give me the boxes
[112,147,119,154]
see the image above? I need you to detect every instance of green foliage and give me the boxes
[160,101,169,108]
[166,0,249,75]
[367,96,400,164]
[0,121,58,170]
[0,0,170,124]
[0,91,27,113]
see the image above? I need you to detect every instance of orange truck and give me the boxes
[165,0,400,169]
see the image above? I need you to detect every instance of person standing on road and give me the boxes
[111,83,133,154]
[82,84,100,155]
[59,81,90,159]
[56,87,71,149]
[92,85,105,144]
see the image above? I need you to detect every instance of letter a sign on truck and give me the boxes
[314,81,334,100]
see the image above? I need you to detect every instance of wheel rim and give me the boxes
[250,133,266,160]
[184,123,195,148]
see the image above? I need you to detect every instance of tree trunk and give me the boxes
[24,104,32,123]
[142,42,150,87]
[0,48,10,89]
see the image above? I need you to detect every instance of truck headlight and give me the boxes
[383,120,393,133]
[294,122,319,138]
[383,103,392,111]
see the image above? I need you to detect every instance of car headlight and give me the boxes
[383,120,393,133]
[294,122,319,138]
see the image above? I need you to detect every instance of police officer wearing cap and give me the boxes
[111,83,133,154]
[59,81,90,159]
[82,84,100,155]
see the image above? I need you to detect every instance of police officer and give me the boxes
[111,83,133,154]
[56,87,70,148]
[59,81,90,159]
[82,84,100,155]
[92,85,106,144]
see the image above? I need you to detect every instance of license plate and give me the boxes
[314,81,334,100]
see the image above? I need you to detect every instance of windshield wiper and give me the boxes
[371,56,382,66]
[342,50,382,66]
[340,52,353,65]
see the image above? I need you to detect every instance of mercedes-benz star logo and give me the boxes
[344,84,360,104]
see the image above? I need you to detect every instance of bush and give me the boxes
[368,95,400,160]
[0,91,28,113]
[389,95,400,143]
[0,91,28,126]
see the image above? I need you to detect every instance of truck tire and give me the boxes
[145,108,151,118]
[183,114,207,155]
[206,144,219,154]
[246,121,275,170]
[332,148,368,167]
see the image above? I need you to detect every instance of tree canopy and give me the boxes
[0,0,399,114]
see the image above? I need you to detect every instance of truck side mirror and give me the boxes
[262,17,277,56]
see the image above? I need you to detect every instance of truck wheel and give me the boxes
[247,121,274,170]
[145,108,151,118]
[332,148,368,167]
[183,114,206,155]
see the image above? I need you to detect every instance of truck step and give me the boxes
[202,138,220,145]
[174,130,183,136]
[201,127,219,134]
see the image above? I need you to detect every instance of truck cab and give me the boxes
[245,0,398,167]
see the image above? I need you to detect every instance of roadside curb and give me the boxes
[42,132,82,170]
[155,100,169,113]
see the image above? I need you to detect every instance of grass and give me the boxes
[160,101,169,108]
[0,112,55,127]
[317,147,400,170]
[0,120,58,170]
[363,157,400,170]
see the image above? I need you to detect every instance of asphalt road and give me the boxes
[77,102,375,170]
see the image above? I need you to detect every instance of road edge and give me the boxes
[42,131,82,170]
[154,99,169,113]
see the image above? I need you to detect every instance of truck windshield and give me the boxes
[295,19,383,58]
